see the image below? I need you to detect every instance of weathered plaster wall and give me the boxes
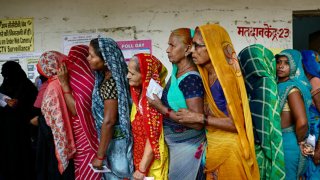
[1,0,320,72]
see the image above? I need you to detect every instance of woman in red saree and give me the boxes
[37,51,76,175]
[127,53,169,180]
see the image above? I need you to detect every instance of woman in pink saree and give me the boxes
[57,45,101,180]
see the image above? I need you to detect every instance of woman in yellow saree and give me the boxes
[177,24,259,179]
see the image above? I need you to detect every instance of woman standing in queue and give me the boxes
[37,51,76,179]
[57,45,101,180]
[276,50,310,179]
[301,50,320,179]
[176,24,259,179]
[148,28,206,180]
[238,44,285,179]
[88,38,133,179]
[127,53,169,180]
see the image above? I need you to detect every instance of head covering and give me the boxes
[37,51,76,174]
[33,81,48,108]
[0,61,31,97]
[130,53,167,164]
[37,51,65,79]
[64,45,99,150]
[238,44,285,179]
[91,37,133,177]
[64,45,101,179]
[197,24,259,179]
[276,49,312,117]
[301,50,320,79]
[1,60,27,81]
[92,38,131,138]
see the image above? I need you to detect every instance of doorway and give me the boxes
[293,10,320,53]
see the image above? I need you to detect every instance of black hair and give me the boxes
[275,54,288,60]
[89,38,104,60]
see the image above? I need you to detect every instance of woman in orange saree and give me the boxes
[177,24,259,179]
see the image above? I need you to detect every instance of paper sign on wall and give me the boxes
[63,33,105,54]
[0,18,34,54]
[117,40,152,62]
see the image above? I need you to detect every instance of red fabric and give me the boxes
[42,78,76,174]
[33,81,48,108]
[130,53,165,170]
[64,45,101,180]
[38,51,76,174]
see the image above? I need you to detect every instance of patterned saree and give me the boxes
[238,44,285,180]
[129,53,169,180]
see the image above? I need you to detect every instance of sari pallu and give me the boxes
[129,53,168,179]
[91,38,133,179]
[277,49,312,180]
[238,44,285,180]
[301,50,320,180]
[197,24,259,179]
[164,64,206,180]
[64,45,101,180]
[37,51,76,174]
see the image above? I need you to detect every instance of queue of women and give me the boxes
[1,24,320,180]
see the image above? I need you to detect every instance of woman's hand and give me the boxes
[91,157,103,170]
[313,144,320,165]
[133,170,145,180]
[176,109,203,124]
[57,63,70,90]
[147,94,163,110]
[6,99,18,108]
[30,116,39,126]
[299,141,310,157]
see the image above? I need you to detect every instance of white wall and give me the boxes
[1,0,320,73]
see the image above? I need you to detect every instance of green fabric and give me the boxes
[167,64,189,111]
[238,44,285,180]
[277,49,312,120]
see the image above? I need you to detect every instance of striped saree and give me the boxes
[64,45,101,180]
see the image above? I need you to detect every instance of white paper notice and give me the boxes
[144,177,155,180]
[88,163,111,173]
[146,79,163,100]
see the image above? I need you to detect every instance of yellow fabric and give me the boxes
[197,24,259,180]
[282,88,300,112]
[130,104,169,180]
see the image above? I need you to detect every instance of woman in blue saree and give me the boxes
[276,49,311,180]
[301,50,320,180]
[88,38,133,179]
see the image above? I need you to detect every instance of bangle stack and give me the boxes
[96,155,105,161]
[165,108,172,117]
